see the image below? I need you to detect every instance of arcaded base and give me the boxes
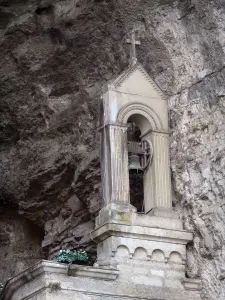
[0,261,202,300]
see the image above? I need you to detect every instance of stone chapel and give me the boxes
[0,61,202,300]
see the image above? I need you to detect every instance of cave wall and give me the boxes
[0,0,225,299]
[170,76,225,300]
[0,209,43,284]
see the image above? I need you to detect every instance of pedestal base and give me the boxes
[87,214,194,293]
[90,221,192,268]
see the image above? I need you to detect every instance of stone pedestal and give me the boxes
[93,222,192,267]
[89,212,193,287]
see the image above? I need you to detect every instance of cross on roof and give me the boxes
[126,31,141,66]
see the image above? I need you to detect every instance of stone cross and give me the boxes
[126,31,140,66]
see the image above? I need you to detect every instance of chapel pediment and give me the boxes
[108,63,166,100]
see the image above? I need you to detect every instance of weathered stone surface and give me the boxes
[0,1,225,299]
[170,77,225,300]
[0,208,44,284]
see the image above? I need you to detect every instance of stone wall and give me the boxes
[0,0,225,299]
[0,209,43,284]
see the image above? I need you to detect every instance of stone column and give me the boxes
[100,124,130,207]
[144,131,172,213]
[151,131,172,209]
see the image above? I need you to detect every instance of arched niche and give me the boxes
[117,104,161,213]
[116,102,171,213]
[133,247,148,260]
[115,245,130,258]
[117,103,163,132]
[127,119,144,212]
[151,249,165,262]
[168,251,183,264]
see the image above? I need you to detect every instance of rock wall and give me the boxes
[0,207,44,284]
[170,75,225,300]
[0,0,225,299]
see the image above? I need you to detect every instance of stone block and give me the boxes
[151,269,165,277]
[165,279,183,289]
[166,269,185,279]
[131,275,163,286]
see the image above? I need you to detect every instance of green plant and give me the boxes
[55,249,88,265]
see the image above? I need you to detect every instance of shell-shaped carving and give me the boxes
[168,251,183,264]
[133,247,148,260]
[151,249,165,262]
[115,245,130,258]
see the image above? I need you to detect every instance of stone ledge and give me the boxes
[0,260,119,300]
[87,222,193,245]
[0,260,202,300]
[96,208,183,230]
[67,264,119,280]
[181,278,202,291]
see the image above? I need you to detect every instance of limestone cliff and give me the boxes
[0,1,224,299]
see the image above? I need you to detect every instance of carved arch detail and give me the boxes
[168,251,183,264]
[115,245,130,258]
[116,102,163,131]
[151,249,165,262]
[133,247,148,260]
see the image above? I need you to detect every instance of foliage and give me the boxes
[55,249,88,264]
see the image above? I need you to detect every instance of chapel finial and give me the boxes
[126,30,140,67]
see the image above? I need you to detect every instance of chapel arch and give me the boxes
[117,103,163,132]
[116,103,171,213]
[127,119,144,212]
[125,109,155,214]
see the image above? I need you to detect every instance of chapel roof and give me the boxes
[102,62,166,101]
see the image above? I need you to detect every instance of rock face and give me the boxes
[170,79,225,300]
[0,206,44,284]
[0,0,225,299]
